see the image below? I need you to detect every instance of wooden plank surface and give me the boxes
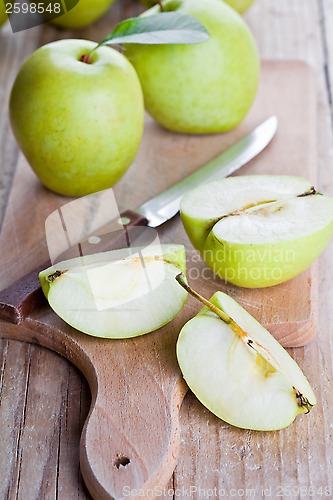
[0,59,319,499]
[0,60,318,345]
[176,1,333,498]
[0,0,333,498]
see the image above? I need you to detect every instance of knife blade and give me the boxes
[0,116,277,324]
[136,115,278,227]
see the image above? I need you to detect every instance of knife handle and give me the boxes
[0,210,149,325]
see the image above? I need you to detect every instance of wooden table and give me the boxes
[0,1,333,498]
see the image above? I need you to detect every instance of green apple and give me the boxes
[176,274,316,430]
[180,175,333,288]
[125,0,259,133]
[0,0,11,27]
[223,0,255,14]
[0,4,7,27]
[49,0,114,29]
[140,0,255,15]
[10,39,144,197]
[39,244,187,338]
[140,0,156,8]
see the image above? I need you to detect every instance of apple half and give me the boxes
[176,274,316,431]
[39,244,187,338]
[181,175,333,287]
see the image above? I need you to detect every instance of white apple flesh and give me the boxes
[181,175,333,288]
[176,274,316,431]
[39,244,187,338]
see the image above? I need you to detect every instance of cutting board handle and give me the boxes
[80,374,187,500]
[0,318,188,500]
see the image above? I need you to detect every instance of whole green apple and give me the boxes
[180,176,333,288]
[10,39,144,197]
[49,0,114,29]
[126,0,259,133]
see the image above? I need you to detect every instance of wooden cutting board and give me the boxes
[0,61,317,499]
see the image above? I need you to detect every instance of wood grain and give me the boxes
[174,1,333,498]
[0,313,188,500]
[0,60,320,499]
[0,61,318,345]
[1,0,333,498]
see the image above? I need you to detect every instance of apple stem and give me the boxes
[176,273,260,343]
[176,273,232,324]
[156,0,164,11]
[80,53,93,64]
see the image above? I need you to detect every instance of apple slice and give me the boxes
[180,175,333,287]
[39,244,187,338]
[176,274,316,430]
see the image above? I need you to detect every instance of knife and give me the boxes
[0,115,277,324]
[138,115,278,227]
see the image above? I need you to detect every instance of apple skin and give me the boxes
[140,0,255,14]
[125,0,260,134]
[49,0,114,29]
[202,227,333,288]
[9,39,144,197]
[223,0,255,14]
[180,176,333,288]
[0,0,11,27]
[0,5,7,27]
[140,0,156,8]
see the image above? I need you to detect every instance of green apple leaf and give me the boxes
[99,13,209,47]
